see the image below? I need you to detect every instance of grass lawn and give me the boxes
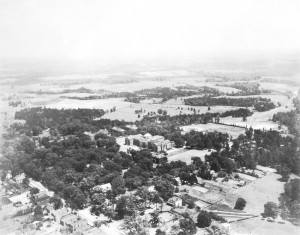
[168,149,214,164]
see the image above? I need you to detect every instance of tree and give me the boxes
[135,186,150,208]
[174,138,185,148]
[154,179,175,201]
[197,210,211,228]
[155,229,166,235]
[280,204,289,222]
[102,205,116,222]
[179,218,197,235]
[18,136,35,154]
[121,215,149,235]
[30,187,40,195]
[115,195,137,219]
[49,195,63,210]
[152,193,163,210]
[264,202,278,218]
[111,175,126,195]
[33,205,43,221]
[149,211,160,228]
[234,198,247,210]
[22,177,30,185]
[32,126,42,136]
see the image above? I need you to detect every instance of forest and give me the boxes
[184,96,276,112]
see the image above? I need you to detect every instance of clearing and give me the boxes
[180,123,246,139]
[167,149,215,164]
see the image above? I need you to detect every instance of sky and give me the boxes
[0,0,300,62]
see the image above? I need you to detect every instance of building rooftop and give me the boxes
[112,127,125,132]
[83,227,108,235]
[61,213,78,224]
[14,173,26,181]
[52,207,70,218]
[126,124,138,130]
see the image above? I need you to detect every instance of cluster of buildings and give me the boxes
[125,133,173,152]
[0,171,108,234]
[49,207,106,234]
[0,172,52,217]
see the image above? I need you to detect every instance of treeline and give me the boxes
[15,108,105,128]
[278,179,300,221]
[272,92,300,137]
[184,131,229,151]
[204,73,261,82]
[272,110,300,136]
[221,108,253,118]
[261,78,299,86]
[185,96,276,112]
[130,86,221,103]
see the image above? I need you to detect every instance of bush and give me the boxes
[234,198,247,210]
[197,210,212,228]
[186,200,196,209]
[155,229,166,235]
[264,202,278,218]
[208,212,227,223]
[217,171,227,178]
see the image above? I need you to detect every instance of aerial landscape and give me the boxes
[0,0,300,235]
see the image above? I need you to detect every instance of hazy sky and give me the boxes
[0,0,300,61]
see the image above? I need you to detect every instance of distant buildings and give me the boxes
[125,133,173,152]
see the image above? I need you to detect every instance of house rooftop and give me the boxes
[61,213,78,224]
[112,127,125,132]
[52,207,70,218]
[125,124,138,130]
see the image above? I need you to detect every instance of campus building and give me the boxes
[125,133,173,152]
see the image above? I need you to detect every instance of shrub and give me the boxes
[208,212,227,223]
[234,198,247,210]
[264,202,278,218]
[197,210,212,228]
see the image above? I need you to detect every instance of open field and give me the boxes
[46,97,130,110]
[180,123,246,139]
[230,215,299,235]
[225,173,285,214]
[219,104,294,131]
[167,149,215,164]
